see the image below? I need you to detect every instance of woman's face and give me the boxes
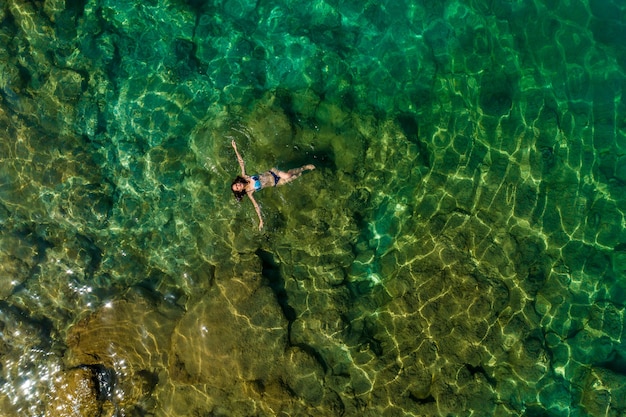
[232,182,245,192]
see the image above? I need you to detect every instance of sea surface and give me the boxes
[1,0,625,416]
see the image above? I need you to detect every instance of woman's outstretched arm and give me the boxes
[231,140,246,176]
[248,193,264,230]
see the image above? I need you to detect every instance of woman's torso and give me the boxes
[248,170,280,192]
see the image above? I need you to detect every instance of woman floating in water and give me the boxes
[231,140,315,230]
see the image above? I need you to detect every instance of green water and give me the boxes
[1,0,626,415]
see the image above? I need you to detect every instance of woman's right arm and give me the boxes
[231,140,246,176]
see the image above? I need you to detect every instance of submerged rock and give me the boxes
[64,293,181,414]
[45,367,100,417]
[581,367,626,416]
[169,277,288,408]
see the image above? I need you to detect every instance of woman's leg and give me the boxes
[273,165,315,185]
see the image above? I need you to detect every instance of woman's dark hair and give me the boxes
[231,176,248,201]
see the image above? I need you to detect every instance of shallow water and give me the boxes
[1,0,626,415]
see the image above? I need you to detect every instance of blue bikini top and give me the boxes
[251,175,262,191]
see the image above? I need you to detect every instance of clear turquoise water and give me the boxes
[1,0,626,415]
